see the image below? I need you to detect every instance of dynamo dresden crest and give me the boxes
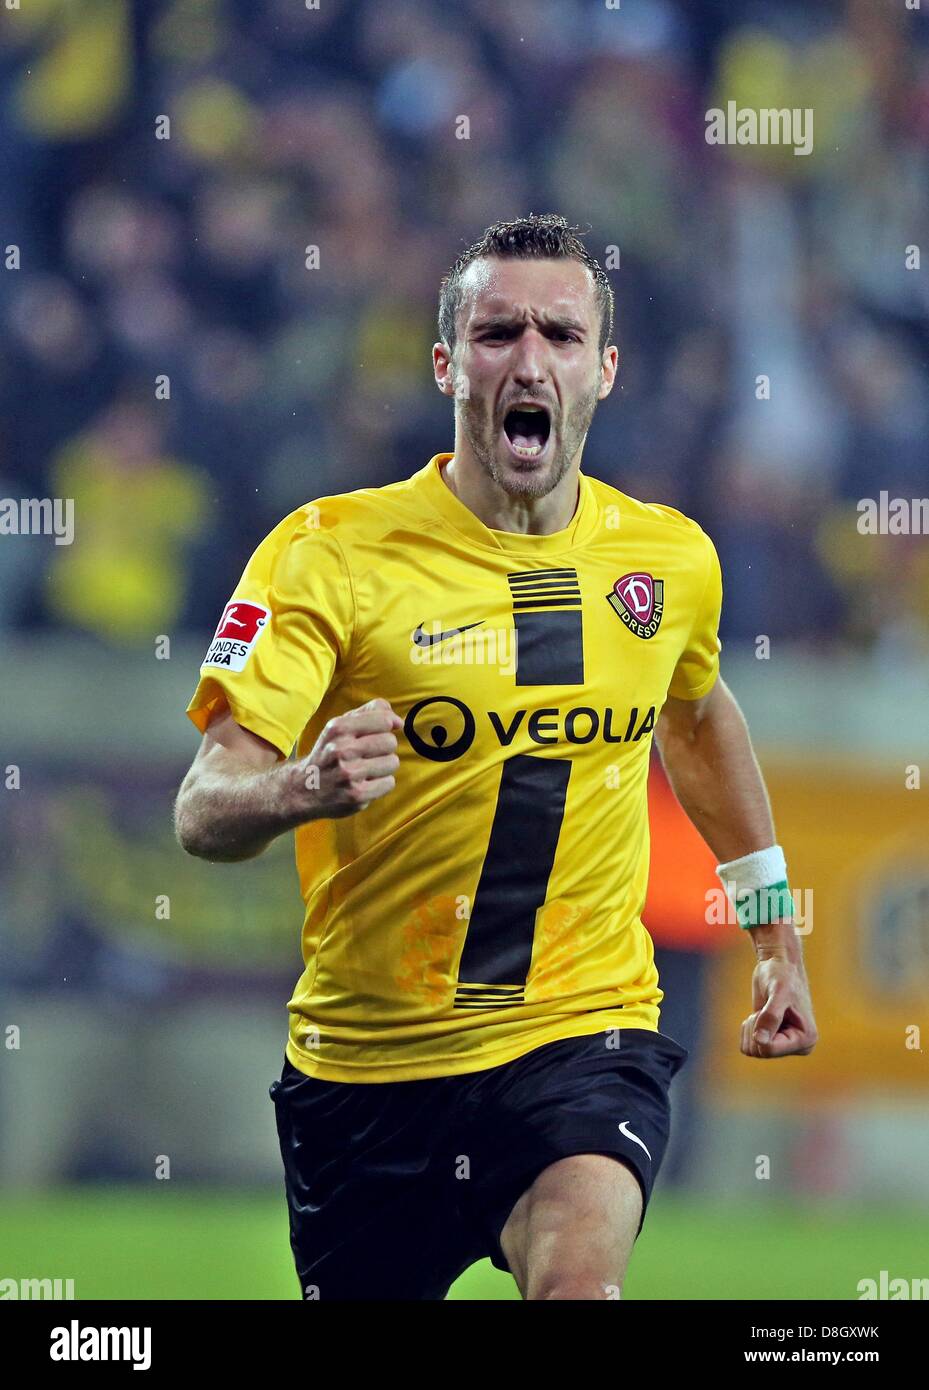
[606,572,664,639]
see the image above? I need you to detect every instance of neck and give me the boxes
[442,454,581,536]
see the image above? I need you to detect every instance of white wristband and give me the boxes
[715,844,794,928]
[715,844,787,892]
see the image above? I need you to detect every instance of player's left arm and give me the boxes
[654,677,818,1061]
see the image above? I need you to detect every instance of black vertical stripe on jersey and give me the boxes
[507,568,584,686]
[513,609,584,685]
[456,753,572,992]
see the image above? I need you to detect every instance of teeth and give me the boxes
[505,404,548,459]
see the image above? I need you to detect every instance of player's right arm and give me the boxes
[174,698,402,863]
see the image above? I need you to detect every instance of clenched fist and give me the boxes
[296,697,403,818]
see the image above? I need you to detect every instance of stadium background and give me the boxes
[1,0,927,1300]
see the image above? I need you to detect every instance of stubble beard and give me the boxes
[458,376,602,500]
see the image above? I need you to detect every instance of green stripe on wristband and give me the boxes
[735,881,797,928]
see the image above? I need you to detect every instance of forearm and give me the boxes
[176,701,402,864]
[656,687,803,963]
[175,760,310,862]
[656,689,773,863]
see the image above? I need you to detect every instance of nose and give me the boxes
[510,326,550,389]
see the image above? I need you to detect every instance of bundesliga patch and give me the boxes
[606,572,664,639]
[202,600,270,672]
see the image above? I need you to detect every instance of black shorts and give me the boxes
[269,1027,688,1301]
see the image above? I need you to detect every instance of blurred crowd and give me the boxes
[1,0,928,655]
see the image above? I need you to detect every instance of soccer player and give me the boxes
[175,213,817,1301]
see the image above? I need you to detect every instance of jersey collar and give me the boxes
[418,452,600,555]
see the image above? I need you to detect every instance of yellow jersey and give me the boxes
[186,453,722,1082]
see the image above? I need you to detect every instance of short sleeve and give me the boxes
[667,532,722,700]
[185,509,354,756]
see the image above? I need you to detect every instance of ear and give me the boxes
[598,344,619,400]
[433,341,456,397]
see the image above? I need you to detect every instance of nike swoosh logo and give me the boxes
[412,621,485,647]
[618,1121,651,1161]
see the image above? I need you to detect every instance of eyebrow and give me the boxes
[471,314,588,334]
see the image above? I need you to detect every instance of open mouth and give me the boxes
[502,403,552,461]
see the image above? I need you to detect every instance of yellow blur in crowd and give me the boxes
[47,401,207,643]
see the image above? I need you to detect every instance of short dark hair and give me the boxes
[438,213,614,357]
